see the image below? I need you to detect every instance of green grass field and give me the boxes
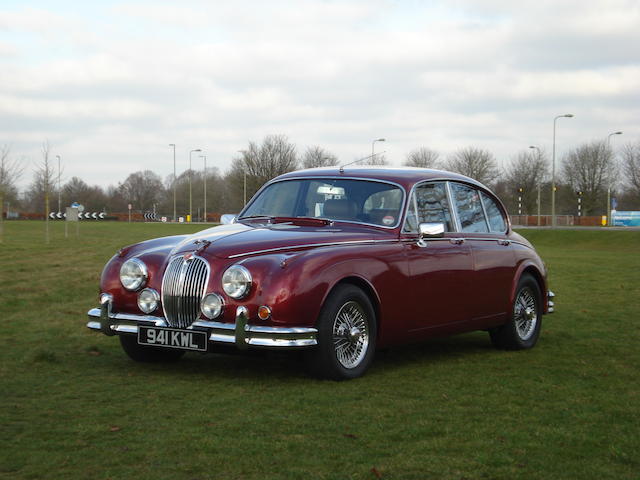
[1,221,638,480]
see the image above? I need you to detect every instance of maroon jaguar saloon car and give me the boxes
[87,167,554,379]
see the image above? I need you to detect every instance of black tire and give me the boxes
[489,273,542,350]
[119,334,186,362]
[305,284,377,380]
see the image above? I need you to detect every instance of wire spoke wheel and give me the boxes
[332,301,369,369]
[514,287,537,341]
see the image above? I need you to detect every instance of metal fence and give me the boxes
[509,215,605,227]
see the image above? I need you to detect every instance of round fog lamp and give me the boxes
[201,293,224,319]
[137,288,159,314]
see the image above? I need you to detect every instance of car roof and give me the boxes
[276,166,487,191]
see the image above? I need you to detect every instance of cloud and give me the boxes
[0,0,638,191]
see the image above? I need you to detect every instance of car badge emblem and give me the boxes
[183,253,194,262]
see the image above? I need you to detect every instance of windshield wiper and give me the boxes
[272,216,333,226]
[237,215,275,222]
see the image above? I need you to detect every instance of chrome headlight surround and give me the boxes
[137,288,159,314]
[222,265,252,299]
[201,293,224,319]
[120,258,148,291]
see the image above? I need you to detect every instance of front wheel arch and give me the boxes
[328,276,381,338]
[305,283,378,380]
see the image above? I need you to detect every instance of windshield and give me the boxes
[239,178,404,227]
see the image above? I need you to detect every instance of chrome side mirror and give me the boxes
[417,222,445,247]
[220,214,237,225]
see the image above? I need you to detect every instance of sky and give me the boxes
[1,0,639,191]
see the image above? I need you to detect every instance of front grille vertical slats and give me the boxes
[161,255,210,328]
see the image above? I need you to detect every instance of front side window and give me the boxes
[240,178,403,227]
[403,182,454,233]
[451,183,489,233]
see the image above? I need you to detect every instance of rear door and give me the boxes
[449,183,515,326]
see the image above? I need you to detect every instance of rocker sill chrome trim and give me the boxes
[87,307,318,348]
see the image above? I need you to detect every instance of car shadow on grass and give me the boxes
[106,331,500,381]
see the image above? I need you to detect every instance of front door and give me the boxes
[402,181,474,332]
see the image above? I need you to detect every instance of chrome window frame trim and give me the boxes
[237,176,407,230]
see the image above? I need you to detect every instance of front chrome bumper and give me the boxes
[547,290,555,313]
[86,301,318,349]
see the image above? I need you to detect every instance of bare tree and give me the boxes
[403,147,440,168]
[363,153,388,166]
[36,141,57,243]
[118,170,165,213]
[62,177,108,212]
[503,149,549,214]
[561,140,616,215]
[245,134,298,183]
[301,146,338,169]
[621,141,640,201]
[444,147,500,186]
[0,145,23,242]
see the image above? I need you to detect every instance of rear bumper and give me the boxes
[86,300,318,349]
[547,290,555,314]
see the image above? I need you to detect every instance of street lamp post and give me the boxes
[56,155,61,213]
[200,155,207,223]
[169,144,176,222]
[606,131,623,226]
[529,146,542,226]
[189,148,201,221]
[372,138,385,160]
[552,114,574,227]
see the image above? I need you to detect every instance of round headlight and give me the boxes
[222,265,252,299]
[201,293,224,319]
[137,288,159,314]
[120,258,148,291]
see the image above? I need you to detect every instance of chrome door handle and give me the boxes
[498,239,511,246]
[450,238,465,245]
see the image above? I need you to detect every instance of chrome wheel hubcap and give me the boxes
[514,287,537,340]
[333,301,369,369]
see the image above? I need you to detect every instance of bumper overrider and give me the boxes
[86,297,318,350]
[548,290,555,313]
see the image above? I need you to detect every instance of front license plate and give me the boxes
[138,326,208,352]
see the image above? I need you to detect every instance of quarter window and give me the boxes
[480,192,507,232]
[451,183,489,233]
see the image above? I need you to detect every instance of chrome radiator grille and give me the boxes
[161,255,210,328]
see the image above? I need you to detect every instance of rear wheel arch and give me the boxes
[511,263,546,307]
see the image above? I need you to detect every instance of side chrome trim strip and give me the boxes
[227,239,397,259]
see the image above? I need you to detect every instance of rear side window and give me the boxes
[480,192,507,232]
[451,183,489,233]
